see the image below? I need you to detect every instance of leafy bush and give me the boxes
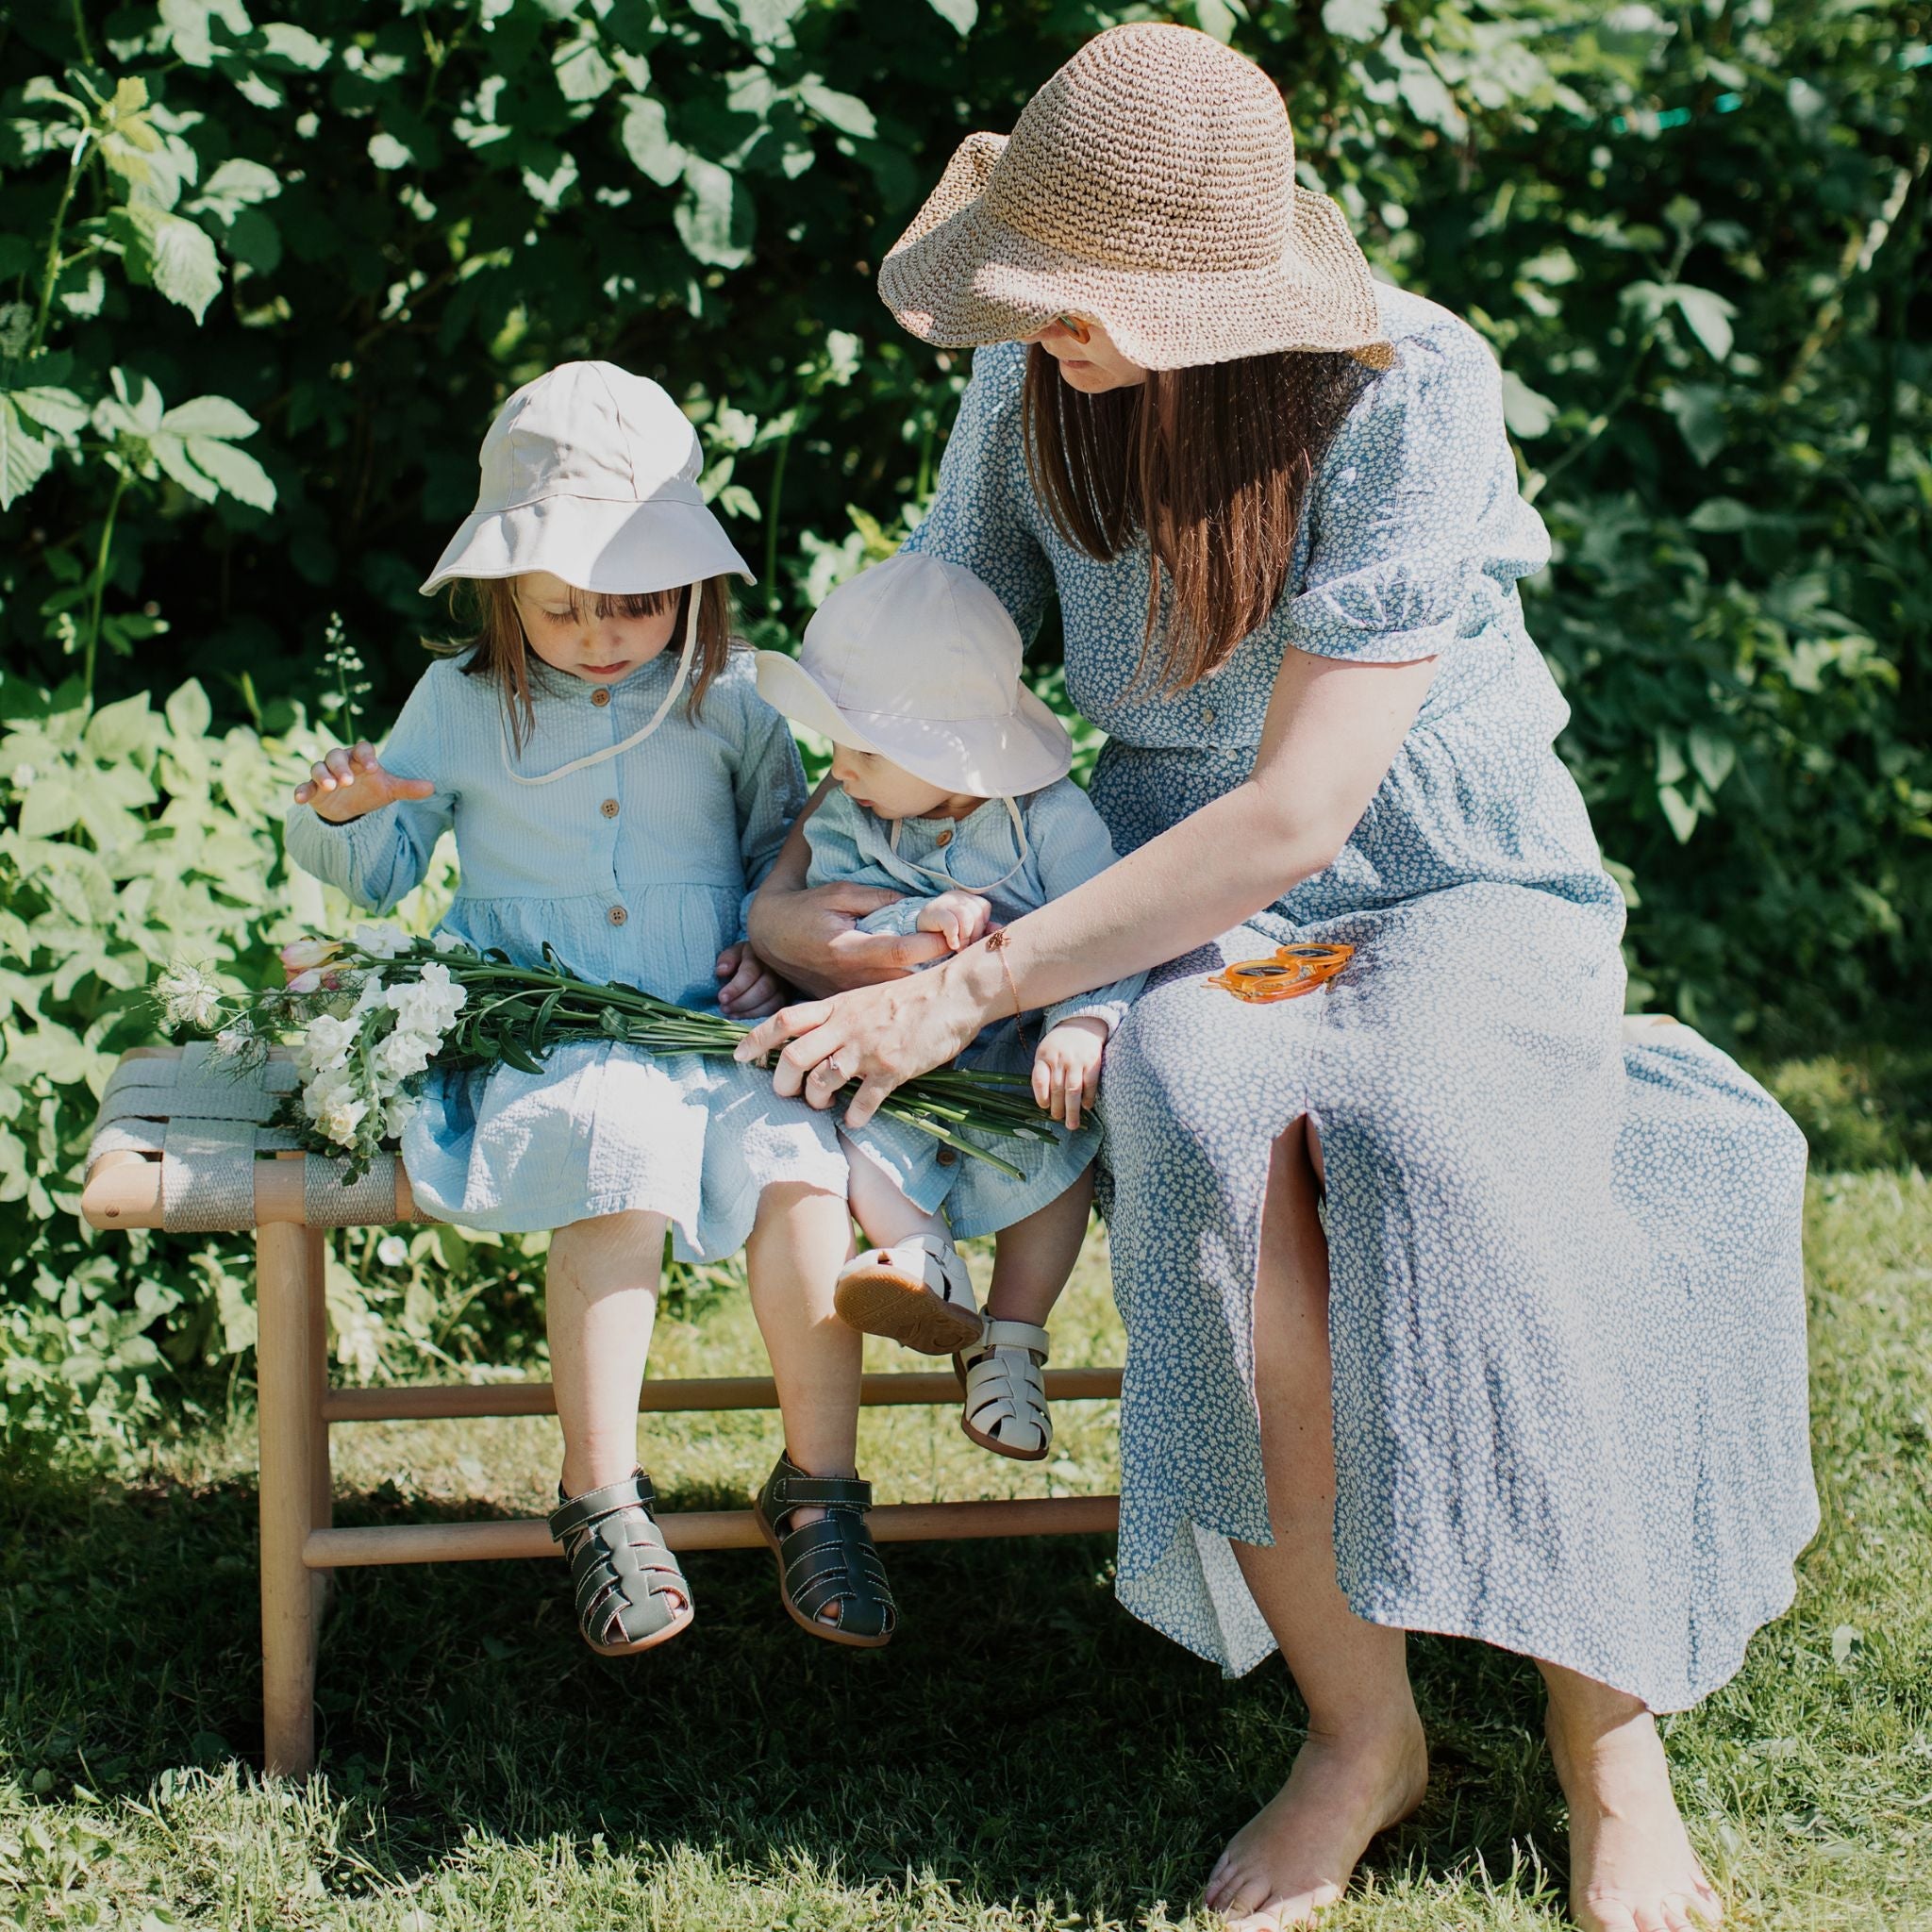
[0,0,1925,1449]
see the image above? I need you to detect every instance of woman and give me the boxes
[743,25,1816,1930]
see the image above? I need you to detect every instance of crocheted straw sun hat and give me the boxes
[877,21,1392,373]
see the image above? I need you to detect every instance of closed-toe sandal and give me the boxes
[547,1470,694,1656]
[753,1451,896,1649]
[956,1317,1053,1462]
[834,1232,981,1355]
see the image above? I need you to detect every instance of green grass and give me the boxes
[5,1158,1930,1928]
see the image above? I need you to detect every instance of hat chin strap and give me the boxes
[886,795,1030,893]
[498,586,703,786]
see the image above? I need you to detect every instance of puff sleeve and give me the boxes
[1286,325,1551,665]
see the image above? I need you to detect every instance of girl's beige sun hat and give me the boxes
[877,21,1393,373]
[420,360,754,597]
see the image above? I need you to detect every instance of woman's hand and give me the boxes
[747,876,951,996]
[1032,1016,1107,1132]
[715,943,789,1020]
[734,952,998,1129]
[294,741,435,824]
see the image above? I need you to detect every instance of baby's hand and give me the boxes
[1032,1016,1108,1133]
[915,890,994,952]
[293,741,436,824]
[716,942,788,1020]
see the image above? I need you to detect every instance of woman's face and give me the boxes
[1022,316,1149,393]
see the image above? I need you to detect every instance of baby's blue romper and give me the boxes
[902,284,1818,1711]
[808,783,1142,1238]
[286,650,847,1258]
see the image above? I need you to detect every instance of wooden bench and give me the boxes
[82,1044,1123,1777]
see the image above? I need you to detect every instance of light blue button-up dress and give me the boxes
[902,285,1817,1711]
[805,780,1143,1237]
[285,649,847,1257]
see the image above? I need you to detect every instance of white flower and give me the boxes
[382,1091,418,1138]
[386,960,466,1041]
[375,1234,408,1267]
[296,1013,358,1076]
[213,1026,250,1058]
[314,1093,368,1144]
[352,922,412,959]
[374,1027,435,1081]
[156,965,225,1031]
[431,931,471,956]
[303,1065,370,1144]
[349,973,390,1017]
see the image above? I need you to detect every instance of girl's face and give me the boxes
[511,570,681,683]
[828,744,975,822]
[1020,315,1149,394]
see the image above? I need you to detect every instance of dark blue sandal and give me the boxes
[548,1470,693,1656]
[753,1451,896,1649]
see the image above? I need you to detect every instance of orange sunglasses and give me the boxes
[1207,942,1355,1004]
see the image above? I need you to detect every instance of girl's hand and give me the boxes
[1032,1017,1108,1132]
[914,891,995,952]
[716,943,788,1021]
[293,742,436,824]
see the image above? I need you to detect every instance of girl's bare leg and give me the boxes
[844,1138,948,1248]
[744,1180,865,1624]
[1541,1661,1723,1932]
[546,1209,667,1498]
[984,1166,1094,1327]
[1204,1119,1427,1929]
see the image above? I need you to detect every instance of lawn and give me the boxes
[3,1156,1928,1929]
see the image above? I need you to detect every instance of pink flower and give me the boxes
[281,937,344,987]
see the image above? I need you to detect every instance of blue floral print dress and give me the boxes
[286,650,848,1259]
[804,780,1143,1237]
[903,284,1817,1711]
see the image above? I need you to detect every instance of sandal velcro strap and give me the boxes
[548,1469,690,1653]
[767,1472,873,1512]
[976,1317,1050,1359]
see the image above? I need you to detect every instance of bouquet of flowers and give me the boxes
[154,924,1049,1183]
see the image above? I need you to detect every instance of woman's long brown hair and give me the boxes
[436,576,736,750]
[1023,345,1373,692]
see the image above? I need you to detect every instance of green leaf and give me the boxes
[675,157,750,269]
[797,77,876,141]
[166,680,212,741]
[1500,372,1557,440]
[921,0,975,29]
[158,0,253,67]
[153,432,223,502]
[618,95,686,187]
[1687,498,1754,533]
[159,395,259,441]
[555,37,617,104]
[18,774,82,837]
[183,435,275,509]
[109,206,225,323]
[1321,0,1387,39]
[195,157,281,208]
[1657,782,1698,844]
[1687,728,1736,794]
[8,385,90,439]
[0,397,53,509]
[1671,286,1736,362]
[1661,382,1725,466]
[258,21,331,69]
[368,132,413,172]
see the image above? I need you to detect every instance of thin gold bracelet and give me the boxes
[983,930,1024,1021]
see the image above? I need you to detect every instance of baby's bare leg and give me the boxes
[547,1209,666,1497]
[843,1137,948,1250]
[986,1166,1095,1326]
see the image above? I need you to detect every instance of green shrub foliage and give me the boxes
[1,0,1926,1445]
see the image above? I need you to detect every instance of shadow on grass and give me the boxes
[0,1464,1573,1922]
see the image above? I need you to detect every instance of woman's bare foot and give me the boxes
[1203,1713,1428,1928]
[1542,1664,1723,1932]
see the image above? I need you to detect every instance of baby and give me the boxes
[756,553,1142,1461]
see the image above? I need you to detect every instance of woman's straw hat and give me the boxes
[878,22,1392,373]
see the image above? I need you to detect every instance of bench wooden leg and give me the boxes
[258,1223,319,1777]
[307,1229,334,1625]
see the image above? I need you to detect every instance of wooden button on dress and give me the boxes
[591,687,610,708]
[600,798,620,819]
[608,906,627,926]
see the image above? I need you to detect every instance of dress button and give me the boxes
[936,1146,958,1166]
[1202,706,1217,726]
[591,687,610,708]
[608,905,627,926]
[600,798,620,819]
[936,829,953,847]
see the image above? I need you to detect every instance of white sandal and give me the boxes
[956,1317,1053,1461]
[834,1233,982,1355]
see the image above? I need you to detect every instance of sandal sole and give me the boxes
[584,1604,695,1657]
[753,1507,894,1650]
[835,1266,983,1356]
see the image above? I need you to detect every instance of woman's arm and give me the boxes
[738,645,1438,1125]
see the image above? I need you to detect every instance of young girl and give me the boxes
[286,360,896,1653]
[754,552,1143,1461]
